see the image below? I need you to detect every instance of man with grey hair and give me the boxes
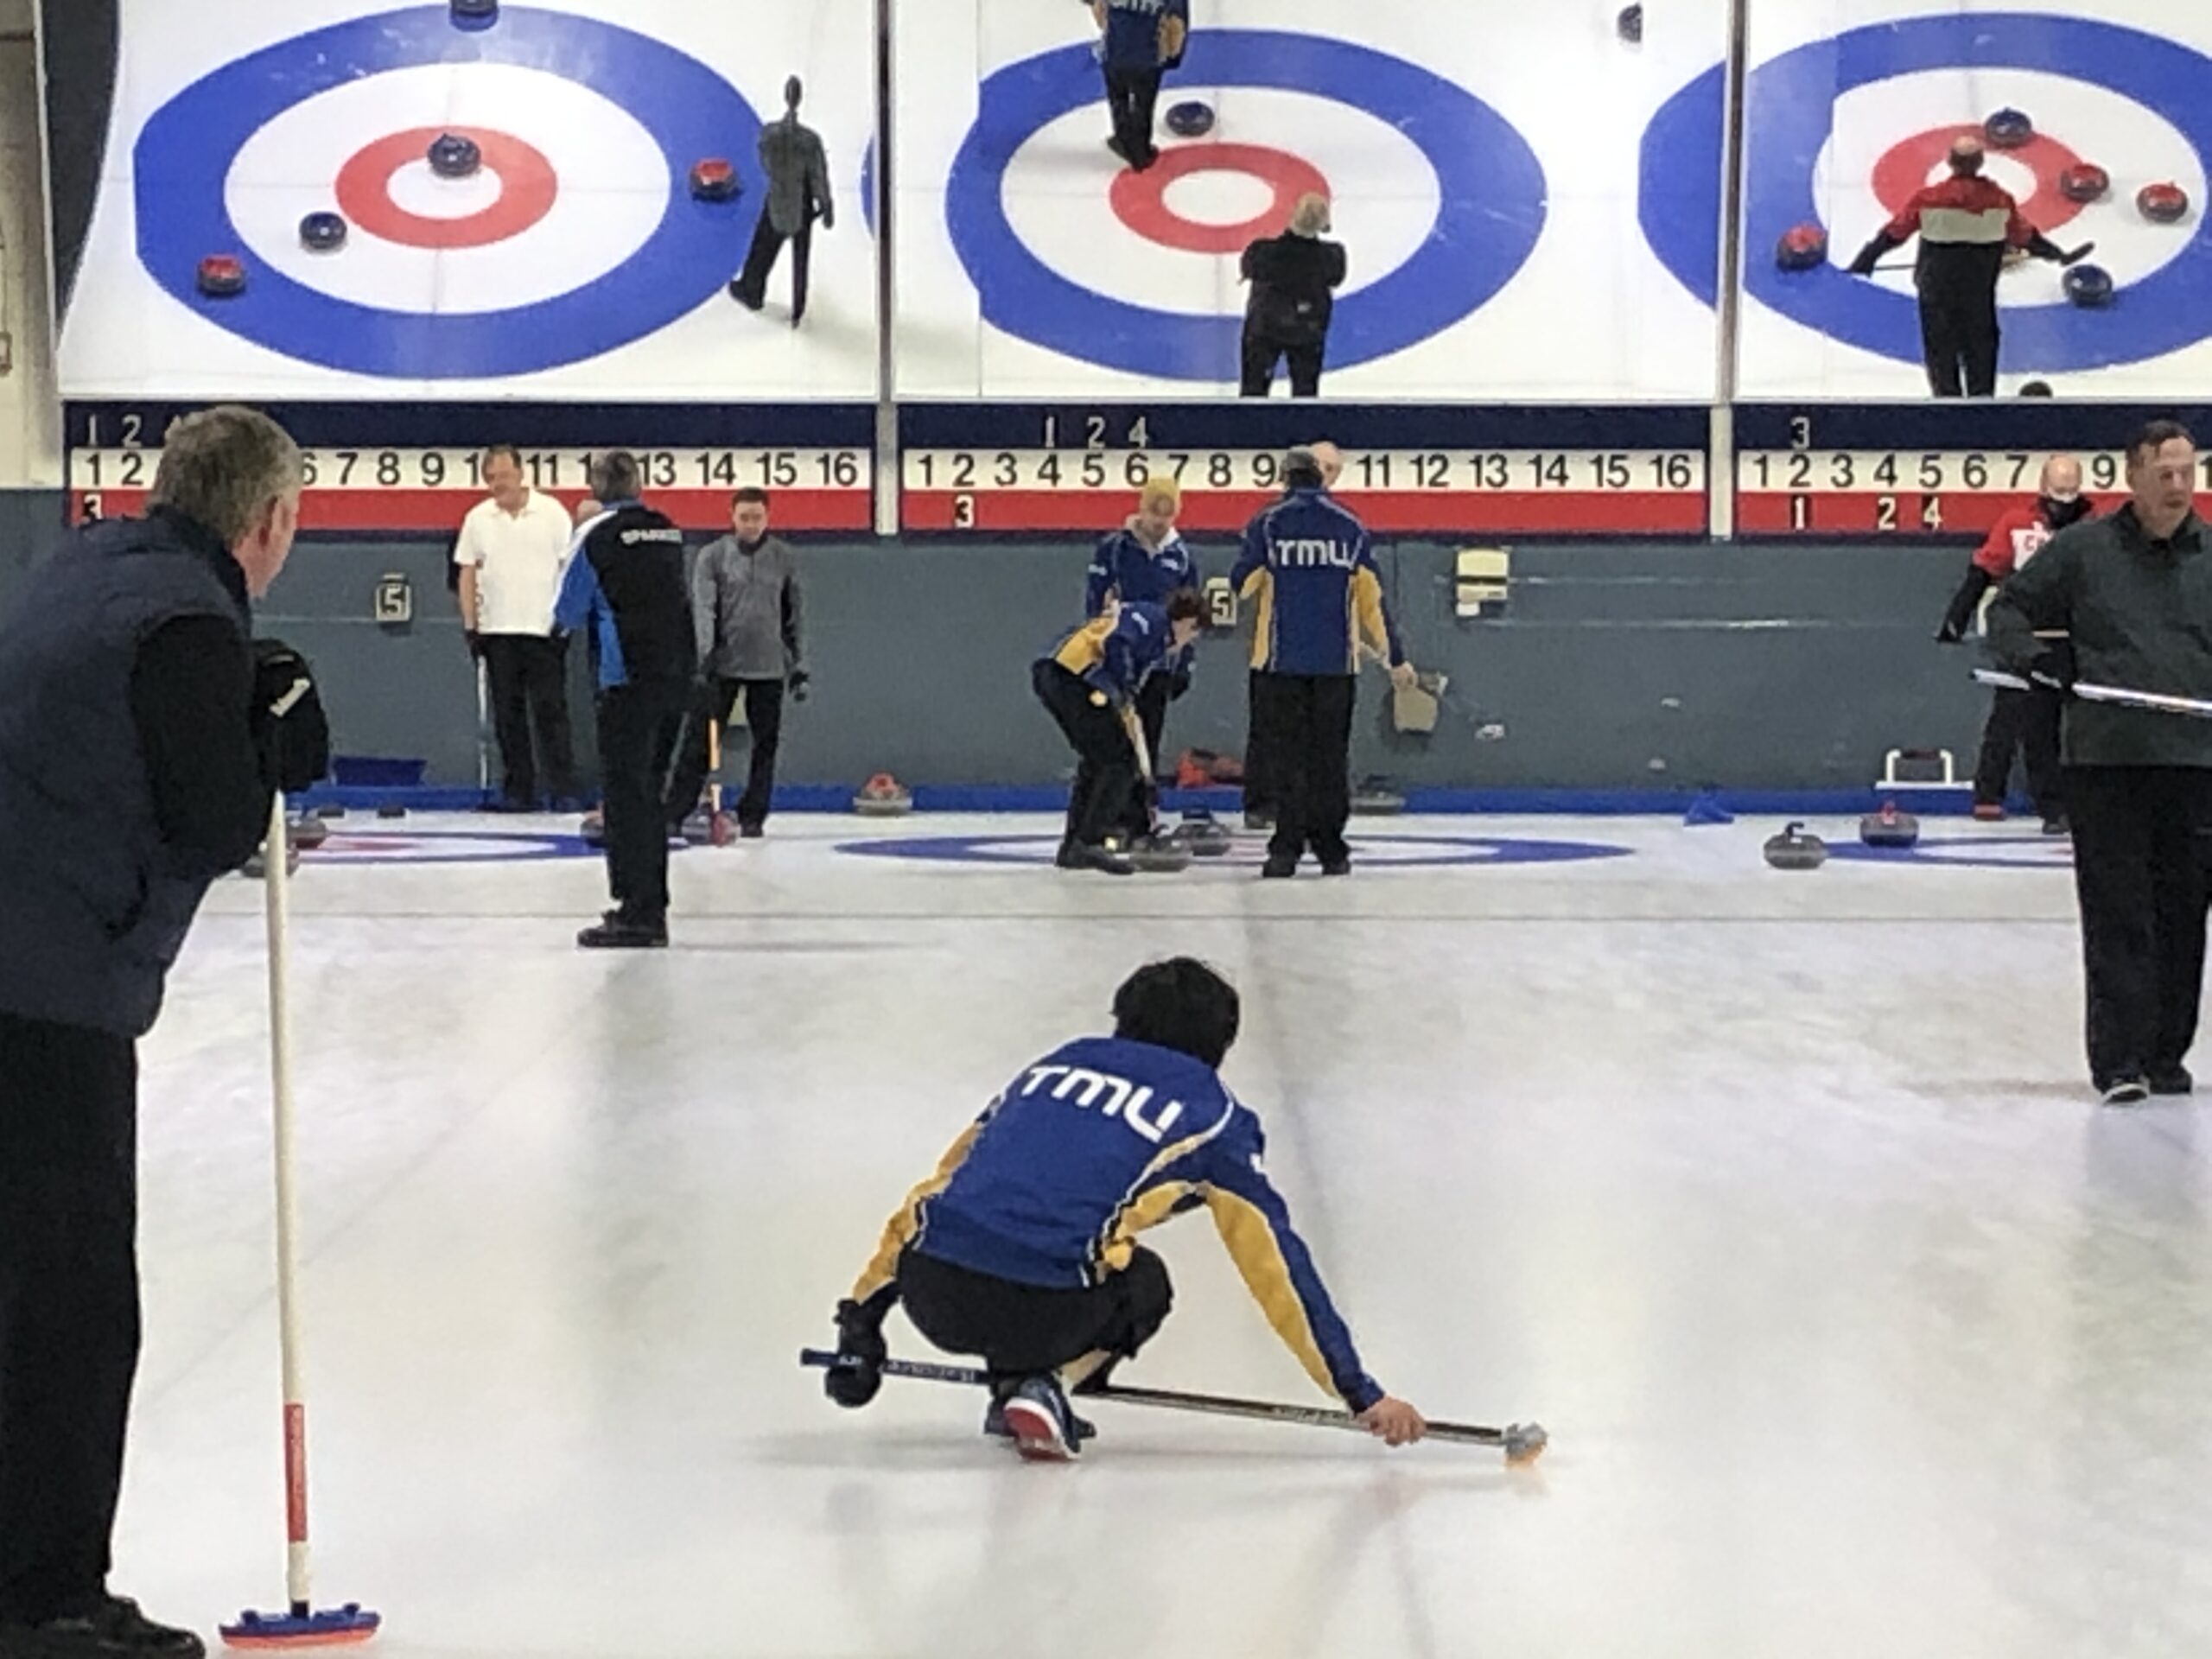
[0,405,325,1659]
[731,76,833,326]
[1239,193,1346,398]
[556,452,695,947]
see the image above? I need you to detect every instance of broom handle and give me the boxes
[263,789,314,1617]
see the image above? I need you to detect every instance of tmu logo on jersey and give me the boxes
[1273,539,1357,569]
[1020,1063,1185,1144]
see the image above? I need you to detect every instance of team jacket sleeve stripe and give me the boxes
[850,1116,990,1303]
[1202,1185,1382,1412]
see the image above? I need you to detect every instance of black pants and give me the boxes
[1919,287,1999,397]
[0,1013,139,1624]
[481,634,575,807]
[1240,332,1325,398]
[734,213,814,322]
[899,1247,1173,1389]
[1251,671,1357,863]
[595,681,687,923]
[1118,674,1173,837]
[2065,766,2212,1087]
[664,677,786,830]
[1973,685,2063,816]
[1103,67,1163,165]
[1243,669,1278,818]
[1034,661,1140,849]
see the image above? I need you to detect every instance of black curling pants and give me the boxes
[0,1013,140,1624]
[481,633,575,807]
[1118,674,1173,839]
[595,680,687,924]
[733,213,814,323]
[1251,671,1357,865]
[1103,67,1164,166]
[1972,684,2064,817]
[1035,662,1140,850]
[1918,283,2000,398]
[664,677,786,831]
[899,1246,1173,1389]
[1240,332,1326,398]
[2064,766,2212,1088]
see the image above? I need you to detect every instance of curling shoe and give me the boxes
[0,1596,206,1659]
[984,1392,1095,1444]
[1002,1376,1084,1462]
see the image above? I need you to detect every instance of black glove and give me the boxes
[1847,232,1901,276]
[823,1298,887,1410]
[788,669,810,703]
[2029,644,2077,694]
[251,639,330,795]
[465,628,484,660]
[1937,566,1992,644]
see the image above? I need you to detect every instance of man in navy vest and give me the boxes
[0,406,323,1659]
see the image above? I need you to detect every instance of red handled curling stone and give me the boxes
[2059,163,2109,204]
[197,255,247,297]
[1859,802,1921,849]
[689,158,741,200]
[1775,223,1827,271]
[1983,108,2034,149]
[2139,181,2190,224]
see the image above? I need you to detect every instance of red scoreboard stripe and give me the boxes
[70,488,872,533]
[902,489,1704,535]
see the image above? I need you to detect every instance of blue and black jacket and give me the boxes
[554,500,694,690]
[1041,601,1176,709]
[1230,486,1404,677]
[852,1034,1385,1413]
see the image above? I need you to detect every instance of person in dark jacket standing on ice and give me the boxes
[1093,0,1188,172]
[0,406,327,1659]
[1986,421,2212,1106]
[1847,133,2087,397]
[731,76,833,326]
[1241,194,1347,398]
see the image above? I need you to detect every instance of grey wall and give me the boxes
[0,489,65,587]
[249,532,1983,795]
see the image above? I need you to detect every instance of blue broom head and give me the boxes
[220,1605,381,1649]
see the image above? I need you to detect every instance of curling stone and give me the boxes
[1859,802,1921,849]
[1164,101,1215,139]
[241,845,302,880]
[1126,834,1196,874]
[298,211,348,253]
[376,801,406,820]
[853,772,914,818]
[450,0,497,22]
[1617,3,1643,44]
[689,158,741,201]
[1983,108,2034,149]
[1170,812,1235,858]
[2020,380,2055,397]
[2063,264,2115,308]
[2139,181,2190,225]
[1775,223,1827,272]
[1352,776,1407,816]
[288,815,331,851]
[429,132,482,179]
[680,808,736,847]
[195,255,246,298]
[1763,822,1828,871]
[2059,163,2110,204]
[579,807,605,846]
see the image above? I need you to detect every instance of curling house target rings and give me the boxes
[134,5,760,378]
[334,126,558,250]
[836,834,1633,869]
[946,29,1546,380]
[1110,143,1333,257]
[1641,13,2212,372]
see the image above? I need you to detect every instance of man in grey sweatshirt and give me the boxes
[665,488,806,837]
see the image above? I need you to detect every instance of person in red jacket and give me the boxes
[1936,454,2089,830]
[1848,134,2088,397]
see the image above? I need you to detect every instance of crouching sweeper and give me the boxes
[813,959,1454,1463]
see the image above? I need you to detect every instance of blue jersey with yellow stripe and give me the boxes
[1230,486,1404,677]
[852,1034,1384,1412]
[1041,601,1173,707]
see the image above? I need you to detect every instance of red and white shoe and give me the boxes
[1002,1376,1083,1462]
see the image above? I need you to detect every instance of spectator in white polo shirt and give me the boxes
[454,445,580,810]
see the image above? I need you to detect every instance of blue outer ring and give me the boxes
[836,834,1630,868]
[1642,13,2212,371]
[1829,833,2073,871]
[135,5,760,378]
[946,30,1546,380]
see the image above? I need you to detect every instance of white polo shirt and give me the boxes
[454,491,576,637]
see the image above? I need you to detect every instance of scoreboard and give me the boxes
[898,404,1712,536]
[1732,404,2212,538]
[63,403,877,533]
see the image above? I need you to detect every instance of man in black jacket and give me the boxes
[0,406,323,1659]
[1239,194,1346,398]
[556,453,695,948]
[1986,420,2212,1104]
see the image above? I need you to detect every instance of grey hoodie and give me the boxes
[692,534,804,681]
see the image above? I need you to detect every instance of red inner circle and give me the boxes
[1870,124,2088,234]
[1109,143,1332,255]
[334,126,558,251]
